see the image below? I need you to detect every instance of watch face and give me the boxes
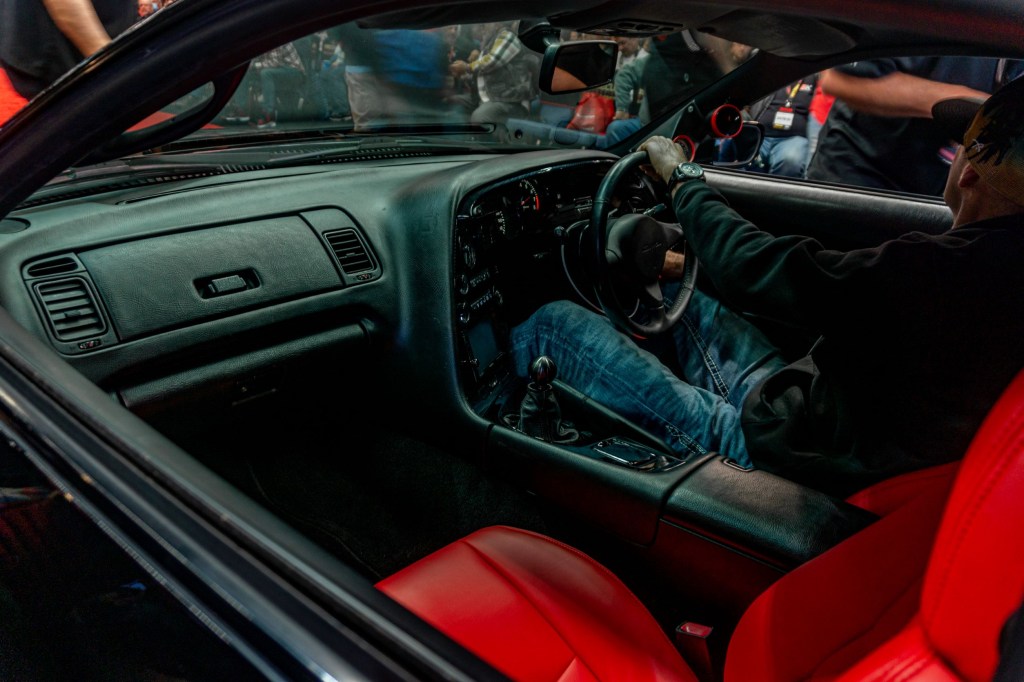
[680,163,703,178]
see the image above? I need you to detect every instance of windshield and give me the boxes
[129,22,752,151]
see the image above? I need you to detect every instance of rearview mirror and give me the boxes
[540,41,618,94]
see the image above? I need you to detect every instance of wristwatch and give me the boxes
[667,161,706,192]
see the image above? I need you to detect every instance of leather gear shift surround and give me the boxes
[518,356,580,443]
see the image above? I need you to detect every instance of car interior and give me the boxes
[0,0,1022,679]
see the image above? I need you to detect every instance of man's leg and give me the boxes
[666,288,788,412]
[604,117,643,146]
[344,68,385,130]
[805,117,823,172]
[470,101,528,125]
[765,135,809,177]
[510,300,755,465]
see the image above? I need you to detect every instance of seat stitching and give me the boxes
[461,538,602,681]
[889,646,938,682]
[862,649,932,682]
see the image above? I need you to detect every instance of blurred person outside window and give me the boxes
[749,76,817,177]
[319,41,350,121]
[806,57,1024,194]
[614,37,648,70]
[0,0,135,123]
[252,41,307,128]
[443,25,480,117]
[336,24,384,131]
[375,29,449,123]
[449,22,539,126]
[604,50,650,145]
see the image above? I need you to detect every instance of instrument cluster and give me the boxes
[453,159,660,405]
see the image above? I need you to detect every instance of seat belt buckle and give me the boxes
[674,621,715,682]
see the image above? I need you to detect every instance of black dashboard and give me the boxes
[0,148,631,435]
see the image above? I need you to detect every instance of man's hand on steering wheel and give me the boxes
[639,136,692,188]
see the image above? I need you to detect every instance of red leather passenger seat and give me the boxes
[378,372,1024,681]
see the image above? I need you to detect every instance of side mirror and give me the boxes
[693,121,765,167]
[540,41,618,94]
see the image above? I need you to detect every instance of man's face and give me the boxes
[615,37,641,57]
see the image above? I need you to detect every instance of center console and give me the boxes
[453,161,879,617]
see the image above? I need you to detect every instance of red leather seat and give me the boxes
[378,372,1024,681]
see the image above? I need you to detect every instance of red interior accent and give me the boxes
[846,461,959,516]
[0,68,29,126]
[127,111,222,132]
[377,371,1024,681]
[672,134,697,162]
[725,471,954,680]
[708,104,742,139]
[920,373,1024,681]
[377,526,696,681]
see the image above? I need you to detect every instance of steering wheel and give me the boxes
[589,150,698,338]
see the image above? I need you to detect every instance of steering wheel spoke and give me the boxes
[590,150,699,337]
[639,281,665,307]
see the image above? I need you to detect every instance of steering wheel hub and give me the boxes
[588,151,699,337]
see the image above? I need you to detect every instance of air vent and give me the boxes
[33,277,106,341]
[26,256,78,278]
[324,229,374,274]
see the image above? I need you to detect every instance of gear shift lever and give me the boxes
[519,356,578,443]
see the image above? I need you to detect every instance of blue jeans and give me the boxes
[509,290,787,467]
[259,67,305,118]
[604,117,644,146]
[805,117,823,172]
[757,135,809,178]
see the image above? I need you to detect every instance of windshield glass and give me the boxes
[192,23,751,147]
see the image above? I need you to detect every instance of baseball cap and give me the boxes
[932,75,1024,205]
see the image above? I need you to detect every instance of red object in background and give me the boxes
[0,79,222,132]
[0,68,30,127]
[566,92,615,134]
[709,104,743,138]
[673,134,697,161]
[809,88,835,124]
[127,111,222,131]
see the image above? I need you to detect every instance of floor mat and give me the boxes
[245,429,548,579]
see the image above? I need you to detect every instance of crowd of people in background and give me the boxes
[1,7,1020,198]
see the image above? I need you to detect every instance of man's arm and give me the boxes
[40,0,113,58]
[818,68,988,118]
[638,136,916,332]
[451,29,521,77]
[613,58,643,119]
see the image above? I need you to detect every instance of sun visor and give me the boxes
[696,11,859,57]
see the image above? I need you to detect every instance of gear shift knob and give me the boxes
[529,356,558,385]
[518,355,576,443]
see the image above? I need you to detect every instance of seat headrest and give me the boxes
[921,370,1024,681]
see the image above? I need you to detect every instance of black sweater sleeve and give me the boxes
[670,181,950,338]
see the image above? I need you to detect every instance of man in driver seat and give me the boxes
[511,75,1024,496]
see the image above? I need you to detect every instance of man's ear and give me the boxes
[958,162,982,188]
